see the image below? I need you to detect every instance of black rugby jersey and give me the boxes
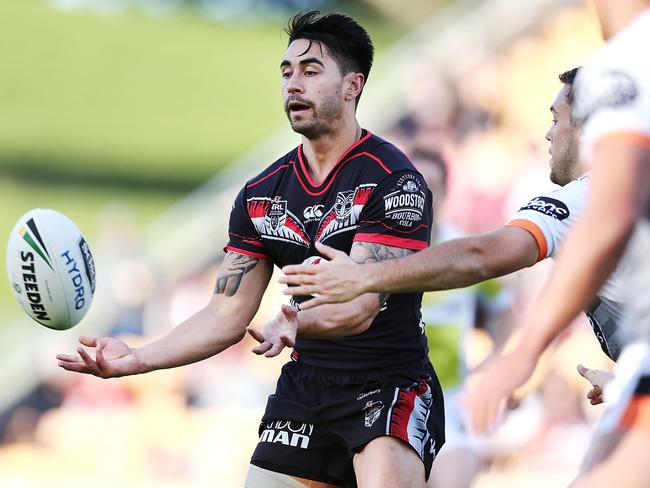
[226,130,433,371]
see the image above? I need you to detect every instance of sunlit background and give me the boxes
[1,0,614,486]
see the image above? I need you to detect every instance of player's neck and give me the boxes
[301,119,362,186]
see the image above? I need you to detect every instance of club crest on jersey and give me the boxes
[334,191,355,222]
[266,196,287,231]
[364,400,384,428]
[315,184,375,242]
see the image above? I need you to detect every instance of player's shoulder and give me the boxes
[359,132,417,174]
[516,175,589,221]
[242,147,298,192]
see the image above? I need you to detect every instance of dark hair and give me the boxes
[410,148,448,191]
[559,67,581,104]
[285,10,374,104]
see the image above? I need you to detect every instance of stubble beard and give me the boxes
[287,93,343,140]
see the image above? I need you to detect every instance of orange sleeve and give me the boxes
[619,396,650,432]
[507,219,548,262]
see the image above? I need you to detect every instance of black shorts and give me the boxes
[250,360,445,487]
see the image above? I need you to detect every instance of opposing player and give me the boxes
[280,68,623,367]
[462,1,650,485]
[56,11,444,488]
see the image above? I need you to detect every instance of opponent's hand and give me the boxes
[247,304,298,358]
[462,348,537,435]
[577,364,613,405]
[279,242,366,310]
[56,336,142,378]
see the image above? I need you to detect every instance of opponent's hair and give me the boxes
[285,10,374,104]
[559,67,581,104]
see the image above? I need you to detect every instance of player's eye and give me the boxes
[282,71,292,79]
[305,70,317,77]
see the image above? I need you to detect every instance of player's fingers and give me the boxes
[280,304,297,319]
[252,341,272,355]
[577,364,600,387]
[76,347,101,376]
[281,265,317,276]
[79,336,98,348]
[295,296,327,310]
[95,345,108,374]
[264,342,285,358]
[282,285,318,296]
[279,274,316,286]
[56,353,80,362]
[246,328,265,344]
[315,241,345,259]
[57,360,92,374]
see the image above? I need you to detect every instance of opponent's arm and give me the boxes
[249,242,411,357]
[464,138,650,434]
[294,241,411,337]
[57,251,273,377]
[281,226,538,308]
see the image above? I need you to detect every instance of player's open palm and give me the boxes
[280,242,364,309]
[57,336,142,378]
[248,304,298,358]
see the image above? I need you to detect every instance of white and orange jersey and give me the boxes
[573,8,650,350]
[508,174,624,360]
[573,8,650,160]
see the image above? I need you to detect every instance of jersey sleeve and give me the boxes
[506,185,578,261]
[354,170,432,250]
[224,187,270,259]
[573,65,650,157]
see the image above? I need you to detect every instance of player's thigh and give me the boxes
[353,436,425,488]
[571,430,650,488]
[245,464,340,488]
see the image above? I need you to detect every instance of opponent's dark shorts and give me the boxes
[250,360,445,487]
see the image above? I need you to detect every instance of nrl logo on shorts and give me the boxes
[265,196,287,232]
[364,400,384,428]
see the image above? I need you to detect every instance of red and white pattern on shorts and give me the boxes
[386,380,435,459]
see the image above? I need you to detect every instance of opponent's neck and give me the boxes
[301,119,362,186]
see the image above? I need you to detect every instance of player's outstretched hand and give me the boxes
[56,336,142,378]
[462,348,537,435]
[248,304,298,358]
[280,242,365,310]
[577,364,613,405]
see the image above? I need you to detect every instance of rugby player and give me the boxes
[461,0,650,485]
[279,68,623,369]
[56,11,445,488]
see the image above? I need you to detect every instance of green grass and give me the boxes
[0,1,402,188]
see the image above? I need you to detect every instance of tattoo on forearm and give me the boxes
[351,242,413,306]
[350,242,413,265]
[214,253,260,296]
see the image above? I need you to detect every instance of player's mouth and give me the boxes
[287,101,313,115]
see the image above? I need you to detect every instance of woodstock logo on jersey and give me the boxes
[315,184,375,242]
[247,197,310,247]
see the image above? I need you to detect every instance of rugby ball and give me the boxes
[6,209,96,330]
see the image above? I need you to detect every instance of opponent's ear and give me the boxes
[344,72,365,102]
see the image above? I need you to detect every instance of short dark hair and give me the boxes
[559,67,581,104]
[285,10,374,103]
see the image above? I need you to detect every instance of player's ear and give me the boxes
[344,72,365,102]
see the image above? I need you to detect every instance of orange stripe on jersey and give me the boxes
[507,219,548,262]
[618,395,650,432]
[597,131,650,151]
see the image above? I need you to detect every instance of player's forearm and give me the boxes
[135,305,247,373]
[296,293,380,338]
[364,236,501,294]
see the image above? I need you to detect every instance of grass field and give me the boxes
[0,0,401,189]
